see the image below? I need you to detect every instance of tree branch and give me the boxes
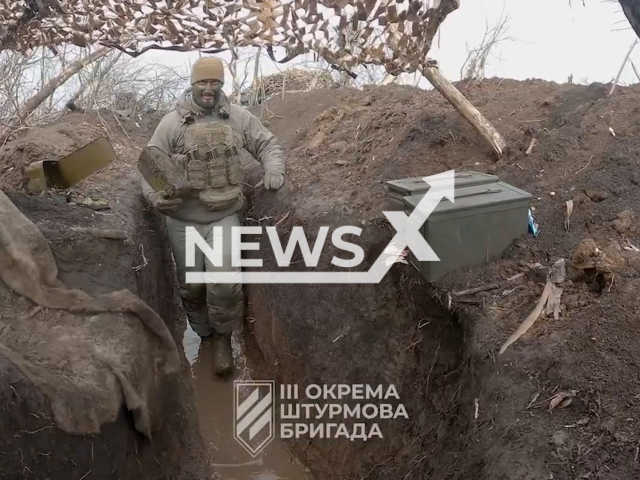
[422,60,506,159]
[0,47,109,143]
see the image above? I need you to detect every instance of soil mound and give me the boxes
[0,188,180,437]
[0,110,162,192]
[243,79,640,480]
[0,112,211,480]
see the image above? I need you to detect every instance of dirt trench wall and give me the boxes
[240,173,468,480]
[0,175,212,480]
[240,87,480,479]
[240,79,640,480]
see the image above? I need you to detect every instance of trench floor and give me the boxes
[183,327,314,480]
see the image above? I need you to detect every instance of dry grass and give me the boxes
[0,46,189,143]
[244,68,338,106]
[460,8,513,83]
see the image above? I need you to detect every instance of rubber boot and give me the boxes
[212,332,234,378]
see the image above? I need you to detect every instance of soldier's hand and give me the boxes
[149,190,182,213]
[171,153,188,168]
[263,172,285,190]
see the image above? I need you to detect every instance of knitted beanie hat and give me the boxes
[191,57,225,84]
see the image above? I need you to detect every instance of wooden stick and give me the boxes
[631,59,640,83]
[610,38,638,95]
[0,47,109,144]
[453,283,500,296]
[422,61,507,159]
[526,137,537,155]
[506,272,525,282]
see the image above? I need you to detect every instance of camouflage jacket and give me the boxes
[141,89,285,223]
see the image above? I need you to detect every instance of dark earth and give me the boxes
[0,115,214,480]
[244,79,640,480]
[2,78,640,479]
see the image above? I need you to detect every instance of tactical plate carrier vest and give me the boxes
[181,115,244,211]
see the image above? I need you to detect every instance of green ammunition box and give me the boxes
[402,181,532,282]
[385,171,499,207]
[138,146,190,198]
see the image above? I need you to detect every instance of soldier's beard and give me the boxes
[194,89,219,110]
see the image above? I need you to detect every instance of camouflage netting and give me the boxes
[0,0,460,74]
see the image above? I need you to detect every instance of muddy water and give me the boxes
[183,326,314,480]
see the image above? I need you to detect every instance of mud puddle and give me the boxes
[183,327,314,480]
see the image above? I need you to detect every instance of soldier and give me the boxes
[138,57,285,377]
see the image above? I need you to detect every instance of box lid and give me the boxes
[386,171,499,195]
[403,181,532,216]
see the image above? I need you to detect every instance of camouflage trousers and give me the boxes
[164,213,244,337]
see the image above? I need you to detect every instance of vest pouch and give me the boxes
[226,145,242,185]
[185,151,207,190]
[207,149,227,189]
[199,184,243,211]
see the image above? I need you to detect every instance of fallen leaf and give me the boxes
[499,279,553,355]
[559,397,573,408]
[549,391,575,411]
[546,285,563,319]
[550,258,566,284]
[565,200,573,231]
